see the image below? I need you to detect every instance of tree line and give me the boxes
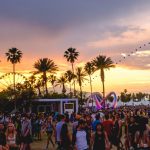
[0,47,149,111]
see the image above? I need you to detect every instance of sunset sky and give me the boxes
[0,0,150,94]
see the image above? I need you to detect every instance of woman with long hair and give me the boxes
[60,123,72,150]
[91,123,110,150]
[6,123,19,150]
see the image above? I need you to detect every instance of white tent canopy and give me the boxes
[117,99,150,107]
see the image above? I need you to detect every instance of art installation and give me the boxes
[87,92,117,109]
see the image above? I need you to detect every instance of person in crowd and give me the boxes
[91,123,110,150]
[92,113,101,131]
[45,116,55,149]
[134,114,150,149]
[35,116,42,141]
[111,113,123,150]
[55,114,65,149]
[72,119,89,150]
[72,114,81,133]
[31,115,37,140]
[102,114,113,142]
[20,114,32,150]
[6,123,19,150]
[0,123,9,150]
[125,116,138,149]
[60,123,72,150]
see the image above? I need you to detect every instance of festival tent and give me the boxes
[120,99,150,106]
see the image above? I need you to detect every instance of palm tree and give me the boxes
[84,61,95,108]
[92,55,115,98]
[35,77,43,96]
[5,48,22,110]
[49,75,57,93]
[34,58,58,95]
[5,48,23,91]
[65,70,75,96]
[64,47,79,95]
[75,67,87,101]
[57,75,67,95]
[84,62,95,95]
[28,75,36,89]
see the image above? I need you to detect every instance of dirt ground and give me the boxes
[31,133,55,150]
[31,133,121,150]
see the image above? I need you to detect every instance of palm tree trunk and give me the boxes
[62,84,66,95]
[13,63,16,111]
[80,85,82,102]
[37,87,41,96]
[13,63,15,91]
[44,72,48,95]
[100,69,105,98]
[89,75,93,108]
[71,63,76,96]
[102,81,105,97]
[69,82,72,97]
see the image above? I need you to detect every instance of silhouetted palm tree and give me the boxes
[84,62,95,95]
[92,55,115,98]
[64,47,79,95]
[76,67,87,101]
[49,75,57,93]
[34,58,58,95]
[57,75,67,95]
[5,48,23,91]
[65,70,75,96]
[5,48,22,110]
[28,75,36,89]
[35,77,43,96]
[84,61,95,108]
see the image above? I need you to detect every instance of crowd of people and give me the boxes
[0,105,150,150]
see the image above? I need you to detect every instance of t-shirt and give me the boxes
[92,120,100,131]
[135,116,148,131]
[21,120,32,136]
[56,121,64,142]
[103,120,113,137]
[73,121,78,132]
[128,123,137,136]
[76,130,88,150]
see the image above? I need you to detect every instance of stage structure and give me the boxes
[87,92,117,109]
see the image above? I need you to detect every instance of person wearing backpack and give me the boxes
[45,116,55,149]
[72,119,89,150]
